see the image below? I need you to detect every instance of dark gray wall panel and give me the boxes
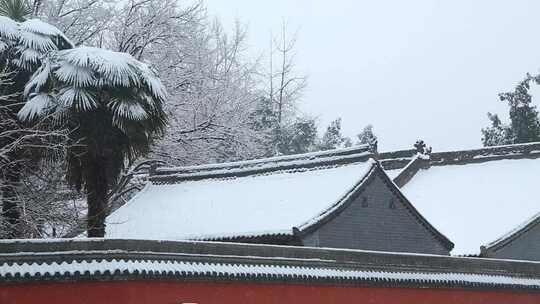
[302,174,449,255]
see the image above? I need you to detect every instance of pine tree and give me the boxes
[481,74,540,146]
[481,113,513,147]
[318,118,350,150]
[356,124,378,153]
[500,75,540,143]
[251,97,279,156]
[277,116,318,155]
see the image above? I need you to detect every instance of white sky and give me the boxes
[204,0,540,151]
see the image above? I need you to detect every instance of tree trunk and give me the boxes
[1,171,21,238]
[86,161,108,237]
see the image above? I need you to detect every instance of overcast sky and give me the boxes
[205,0,540,151]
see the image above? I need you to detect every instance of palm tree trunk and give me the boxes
[86,161,108,237]
[1,170,21,238]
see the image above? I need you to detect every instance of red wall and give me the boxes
[1,281,539,304]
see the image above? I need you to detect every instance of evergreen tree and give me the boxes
[342,137,352,148]
[318,118,350,150]
[20,46,168,237]
[481,74,540,146]
[251,97,279,156]
[356,124,378,152]
[481,113,513,147]
[502,75,540,143]
[277,116,318,155]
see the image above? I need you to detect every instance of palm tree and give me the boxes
[0,11,72,237]
[0,0,32,22]
[20,46,168,237]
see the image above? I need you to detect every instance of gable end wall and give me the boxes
[301,173,449,255]
[487,222,540,261]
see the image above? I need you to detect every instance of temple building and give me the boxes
[386,142,540,259]
[105,147,453,255]
[2,143,540,304]
[104,142,540,261]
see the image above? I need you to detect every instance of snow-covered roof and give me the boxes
[106,147,378,240]
[400,157,540,255]
[385,168,402,179]
[1,238,540,290]
[483,211,540,253]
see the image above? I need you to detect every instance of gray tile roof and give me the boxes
[0,239,538,290]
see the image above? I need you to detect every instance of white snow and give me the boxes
[0,17,73,71]
[56,47,166,103]
[111,101,148,120]
[20,46,167,124]
[57,87,97,111]
[161,145,371,174]
[54,61,95,86]
[385,169,402,180]
[18,94,53,121]
[0,16,18,39]
[1,258,539,288]
[400,158,540,255]
[485,211,540,249]
[20,19,72,46]
[106,160,375,240]
[19,30,57,52]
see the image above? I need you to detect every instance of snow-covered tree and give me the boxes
[0,12,72,237]
[0,0,32,22]
[501,75,540,143]
[481,113,513,147]
[20,46,168,237]
[482,74,540,146]
[357,124,378,152]
[277,116,318,155]
[33,0,114,46]
[31,0,314,164]
[146,14,266,164]
[318,118,351,150]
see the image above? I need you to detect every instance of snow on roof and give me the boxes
[484,211,540,252]
[400,158,540,255]
[106,156,377,240]
[2,239,540,289]
[385,168,402,179]
[154,145,371,178]
[4,257,540,288]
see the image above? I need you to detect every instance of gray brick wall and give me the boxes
[302,174,449,255]
[488,223,540,261]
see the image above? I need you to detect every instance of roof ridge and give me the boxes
[380,141,540,173]
[156,145,371,175]
[429,141,540,165]
[2,238,540,287]
[151,146,373,184]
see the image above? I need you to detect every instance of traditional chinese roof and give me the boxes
[386,142,540,256]
[0,239,538,290]
[104,146,451,251]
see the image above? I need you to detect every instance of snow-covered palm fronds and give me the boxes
[0,0,32,22]
[0,15,72,71]
[19,45,168,237]
[20,46,167,135]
